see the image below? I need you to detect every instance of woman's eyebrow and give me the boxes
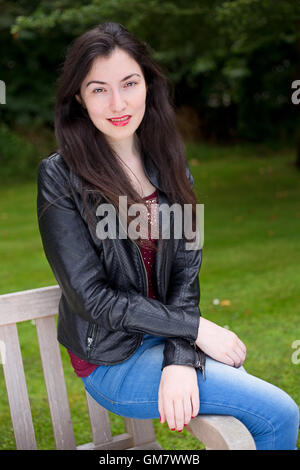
[86,73,141,87]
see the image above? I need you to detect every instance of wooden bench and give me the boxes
[0,285,256,450]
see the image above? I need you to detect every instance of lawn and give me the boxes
[0,141,299,450]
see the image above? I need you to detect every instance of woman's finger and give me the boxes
[238,339,247,354]
[158,387,166,424]
[191,389,200,419]
[183,395,193,426]
[236,344,246,364]
[159,401,166,424]
[173,399,185,431]
[229,348,244,368]
[164,398,176,431]
[224,352,238,367]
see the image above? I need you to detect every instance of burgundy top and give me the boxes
[67,189,158,377]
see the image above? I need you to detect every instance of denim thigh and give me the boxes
[81,334,165,419]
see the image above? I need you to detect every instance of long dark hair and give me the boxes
[54,21,199,251]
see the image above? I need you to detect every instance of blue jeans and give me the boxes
[81,334,299,450]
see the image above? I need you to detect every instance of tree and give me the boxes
[2,0,300,153]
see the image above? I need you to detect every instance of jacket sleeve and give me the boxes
[37,156,200,342]
[161,160,204,371]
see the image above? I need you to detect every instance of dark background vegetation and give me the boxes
[1,0,300,182]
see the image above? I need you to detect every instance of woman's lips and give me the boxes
[107,116,132,127]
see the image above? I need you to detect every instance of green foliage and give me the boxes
[215,0,300,49]
[1,0,300,142]
[0,122,56,181]
[0,123,39,179]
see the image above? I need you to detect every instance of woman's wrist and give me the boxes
[196,316,204,347]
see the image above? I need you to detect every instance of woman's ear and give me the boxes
[75,93,86,108]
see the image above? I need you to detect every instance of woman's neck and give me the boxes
[107,133,142,166]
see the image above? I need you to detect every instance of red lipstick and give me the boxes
[107,115,132,126]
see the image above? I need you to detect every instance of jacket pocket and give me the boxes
[86,322,98,359]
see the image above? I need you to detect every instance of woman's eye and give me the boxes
[93,82,137,94]
[125,81,137,87]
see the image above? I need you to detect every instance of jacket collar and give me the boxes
[141,151,194,190]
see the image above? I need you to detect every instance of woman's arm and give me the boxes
[158,162,203,430]
[161,159,203,370]
[37,156,199,341]
[161,236,203,370]
[158,235,203,431]
[159,319,247,432]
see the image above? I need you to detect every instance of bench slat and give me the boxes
[35,316,76,450]
[0,323,37,449]
[77,433,133,450]
[124,417,161,449]
[85,391,113,446]
[0,285,60,326]
[186,415,256,450]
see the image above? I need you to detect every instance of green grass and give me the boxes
[0,141,300,450]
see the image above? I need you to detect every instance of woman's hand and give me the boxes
[195,317,246,368]
[158,364,200,432]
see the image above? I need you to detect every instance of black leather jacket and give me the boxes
[37,152,206,377]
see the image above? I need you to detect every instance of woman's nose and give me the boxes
[110,89,126,113]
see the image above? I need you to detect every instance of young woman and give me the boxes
[37,22,299,450]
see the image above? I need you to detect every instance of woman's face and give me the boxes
[76,48,147,146]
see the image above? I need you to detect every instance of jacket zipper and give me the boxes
[190,340,206,381]
[117,203,149,298]
[132,239,149,298]
[132,239,149,346]
[86,323,97,359]
[117,206,150,348]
